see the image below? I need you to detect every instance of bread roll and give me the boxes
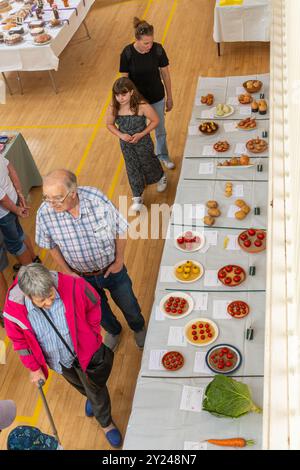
[203,216,215,226]
[206,200,218,209]
[235,210,247,220]
[208,208,221,217]
[235,199,246,208]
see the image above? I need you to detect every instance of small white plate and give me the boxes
[213,105,235,118]
[173,260,204,284]
[159,291,194,320]
[184,318,219,347]
[216,164,255,169]
[174,231,205,253]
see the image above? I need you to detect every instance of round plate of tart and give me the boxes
[205,344,242,374]
[238,228,266,253]
[227,300,250,319]
[217,265,246,287]
[159,291,194,320]
[175,231,205,252]
[237,118,257,131]
[213,104,235,118]
[201,94,214,106]
[199,121,219,135]
[213,141,230,152]
[173,260,204,283]
[238,94,253,105]
[161,351,184,371]
[185,318,218,347]
[246,138,268,154]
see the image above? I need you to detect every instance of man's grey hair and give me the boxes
[18,264,55,299]
[43,169,77,192]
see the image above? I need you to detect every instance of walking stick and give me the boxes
[38,379,61,445]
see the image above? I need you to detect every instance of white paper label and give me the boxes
[228,97,239,106]
[168,327,187,347]
[235,143,247,154]
[202,145,217,156]
[194,351,211,373]
[149,350,168,370]
[192,292,208,311]
[204,231,218,246]
[212,300,232,320]
[180,386,204,412]
[225,234,241,251]
[184,442,208,450]
[223,122,238,133]
[199,162,214,175]
[232,184,244,197]
[155,306,165,321]
[160,266,176,282]
[239,106,251,115]
[188,125,199,136]
[204,270,222,287]
[227,205,238,218]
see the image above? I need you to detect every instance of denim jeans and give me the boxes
[83,266,145,336]
[151,98,170,162]
[0,211,26,256]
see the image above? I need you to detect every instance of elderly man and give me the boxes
[35,169,146,352]
[3,263,122,448]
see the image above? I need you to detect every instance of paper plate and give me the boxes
[173,260,204,284]
[174,231,205,253]
[159,291,194,320]
[213,105,235,118]
[184,318,219,347]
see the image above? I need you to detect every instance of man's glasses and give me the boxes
[42,190,71,205]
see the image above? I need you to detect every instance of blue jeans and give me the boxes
[151,99,170,162]
[0,212,26,256]
[83,266,145,336]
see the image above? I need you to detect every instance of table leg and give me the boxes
[16,72,23,95]
[48,70,58,94]
[82,19,91,40]
[1,72,13,95]
[217,42,221,57]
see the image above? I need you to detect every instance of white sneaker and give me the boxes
[157,174,167,192]
[162,159,175,170]
[130,197,143,211]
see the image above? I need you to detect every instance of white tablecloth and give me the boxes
[0,76,5,103]
[213,0,271,43]
[0,0,94,72]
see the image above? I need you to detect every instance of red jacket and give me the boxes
[3,272,103,379]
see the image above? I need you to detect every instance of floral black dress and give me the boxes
[116,115,164,197]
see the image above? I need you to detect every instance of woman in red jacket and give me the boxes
[3,263,122,448]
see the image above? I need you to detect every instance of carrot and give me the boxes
[206,438,255,447]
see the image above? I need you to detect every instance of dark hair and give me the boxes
[111,77,145,117]
[133,17,154,39]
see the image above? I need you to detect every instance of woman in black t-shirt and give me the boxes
[119,17,175,170]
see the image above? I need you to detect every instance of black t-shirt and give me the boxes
[119,42,169,104]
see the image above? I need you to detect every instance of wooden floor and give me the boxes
[0,0,270,450]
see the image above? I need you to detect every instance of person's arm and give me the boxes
[3,314,47,385]
[104,237,126,278]
[130,104,160,144]
[49,246,79,277]
[106,104,133,143]
[0,194,28,218]
[7,162,28,209]
[160,66,173,112]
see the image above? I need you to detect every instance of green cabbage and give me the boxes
[202,375,262,418]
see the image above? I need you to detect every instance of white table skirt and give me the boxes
[213,0,271,43]
[0,76,5,103]
[0,0,94,72]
